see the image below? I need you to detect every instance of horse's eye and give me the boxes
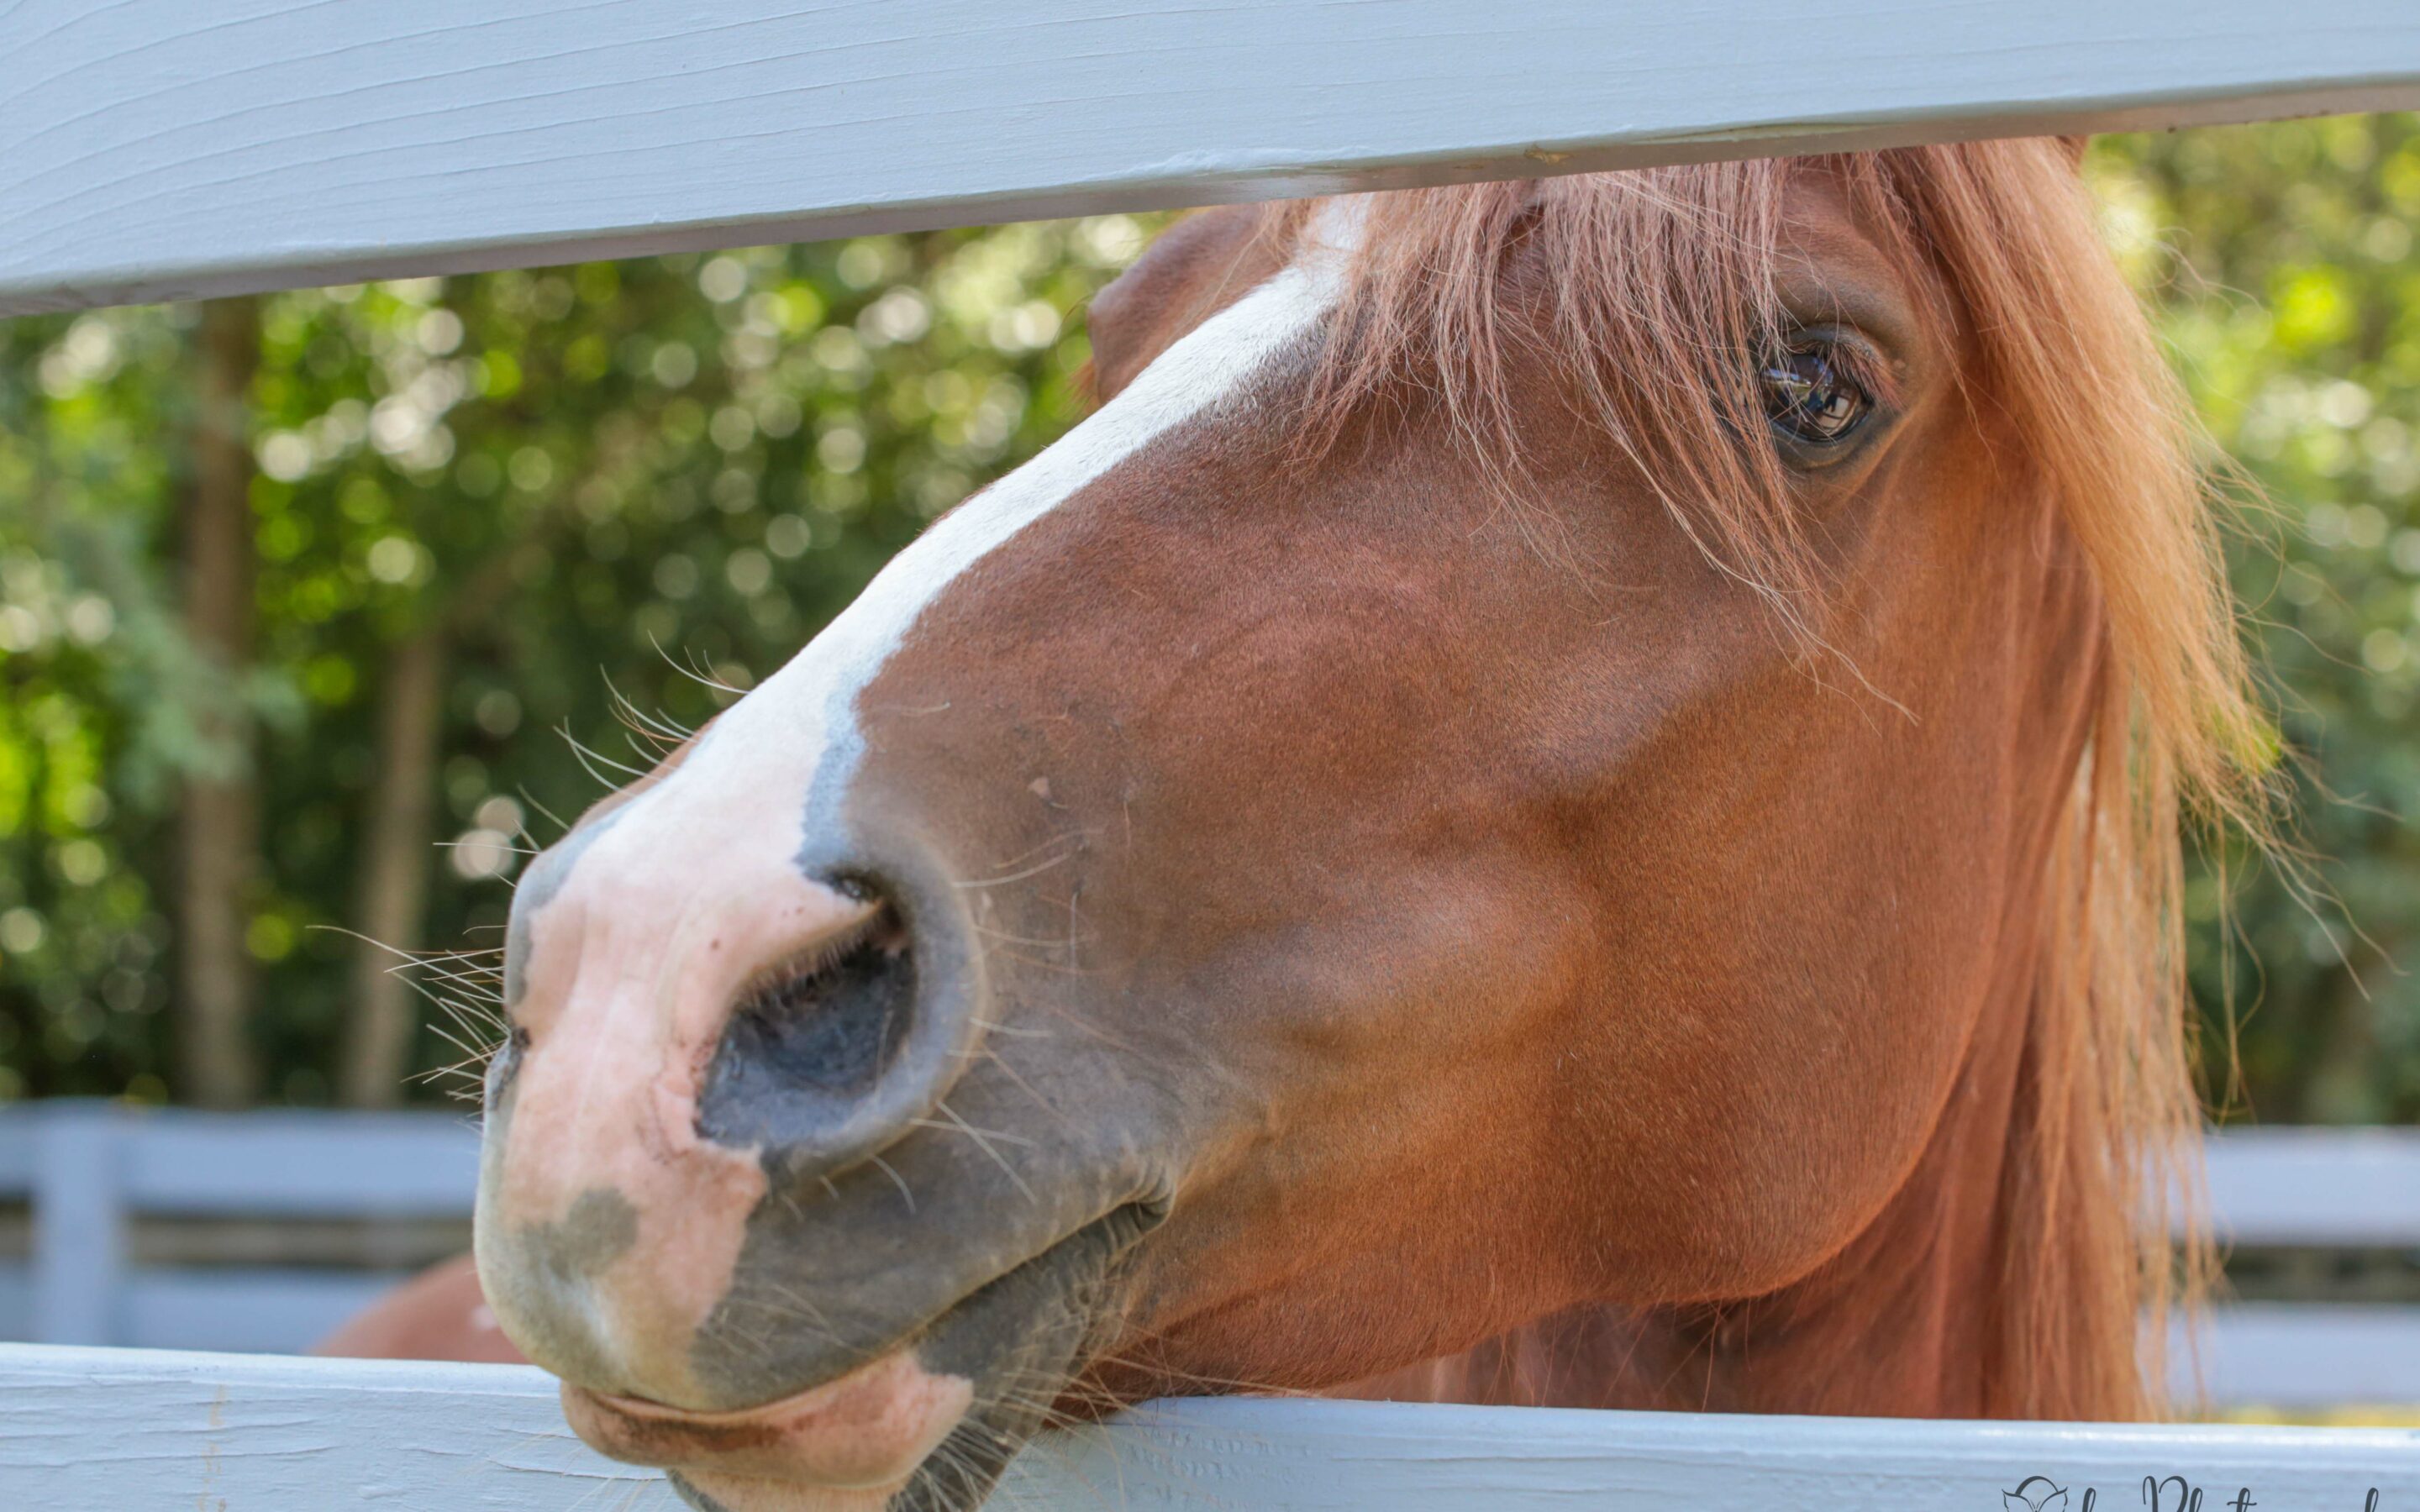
[1760,344,1870,445]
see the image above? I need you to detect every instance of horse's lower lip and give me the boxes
[559,1200,1160,1505]
[561,1347,973,1491]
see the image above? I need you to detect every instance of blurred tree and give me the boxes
[177,297,265,1108]
[0,296,230,1105]
[0,213,1157,1106]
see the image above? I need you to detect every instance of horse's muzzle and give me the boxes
[473,826,994,1413]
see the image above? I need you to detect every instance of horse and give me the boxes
[322,137,2265,1512]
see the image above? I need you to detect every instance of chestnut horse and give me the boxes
[323,139,2265,1512]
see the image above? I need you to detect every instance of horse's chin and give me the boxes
[668,1468,914,1512]
[582,1204,1155,1512]
[566,1350,971,1508]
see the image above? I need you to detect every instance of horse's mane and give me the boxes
[1266,141,2272,1420]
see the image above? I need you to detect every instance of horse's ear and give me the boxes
[1084,205,1271,402]
[2055,134,2091,171]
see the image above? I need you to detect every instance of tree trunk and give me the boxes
[176,297,263,1110]
[339,628,450,1107]
[2296,966,2381,1123]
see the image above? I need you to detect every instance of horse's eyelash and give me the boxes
[1787,330,1901,409]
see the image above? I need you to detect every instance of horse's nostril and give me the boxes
[696,901,918,1151]
[741,910,913,1094]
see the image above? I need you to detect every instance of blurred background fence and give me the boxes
[0,1102,475,1352]
[1,112,2417,1398]
[0,1104,2410,1406]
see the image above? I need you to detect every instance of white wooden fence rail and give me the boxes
[0,1343,2412,1511]
[2,1,2418,314]
[0,1103,2413,1404]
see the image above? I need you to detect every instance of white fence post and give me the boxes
[29,1102,123,1347]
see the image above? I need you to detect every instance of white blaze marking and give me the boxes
[597,208,1360,884]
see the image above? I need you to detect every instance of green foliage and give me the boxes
[0,301,199,1093]
[2090,116,2420,1122]
[0,214,1157,1104]
[0,118,2415,1121]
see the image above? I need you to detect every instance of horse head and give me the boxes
[471,141,2253,1510]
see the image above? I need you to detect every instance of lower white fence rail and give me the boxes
[0,1343,2410,1511]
